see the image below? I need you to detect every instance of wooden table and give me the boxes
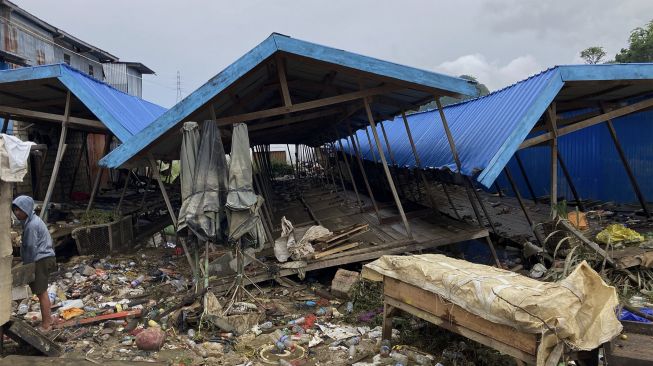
[378,275,599,366]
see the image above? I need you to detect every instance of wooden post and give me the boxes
[348,125,381,219]
[556,149,584,211]
[364,127,379,164]
[515,153,538,203]
[545,104,558,216]
[40,91,71,221]
[331,142,348,194]
[335,129,363,209]
[148,156,196,274]
[440,182,461,219]
[86,134,111,213]
[379,121,407,198]
[115,169,131,214]
[494,182,503,198]
[400,111,443,215]
[434,97,500,266]
[504,168,543,245]
[363,98,412,238]
[602,105,650,218]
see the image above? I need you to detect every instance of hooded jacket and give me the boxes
[13,195,55,264]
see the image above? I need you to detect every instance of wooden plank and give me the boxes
[547,104,558,212]
[520,97,653,149]
[6,317,62,356]
[313,242,360,259]
[53,309,141,329]
[214,85,398,127]
[383,277,538,357]
[0,105,105,131]
[248,108,340,132]
[379,208,433,225]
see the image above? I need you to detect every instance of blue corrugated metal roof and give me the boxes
[343,63,653,188]
[0,64,166,142]
[100,33,477,168]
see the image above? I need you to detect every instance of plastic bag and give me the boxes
[596,224,644,245]
[274,216,294,262]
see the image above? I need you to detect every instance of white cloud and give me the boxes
[435,54,543,91]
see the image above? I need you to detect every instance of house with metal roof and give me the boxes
[346,64,653,219]
[100,33,513,287]
[0,63,166,220]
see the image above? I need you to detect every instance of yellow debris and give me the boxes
[596,224,644,245]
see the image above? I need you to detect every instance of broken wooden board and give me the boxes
[53,309,141,329]
[4,317,62,357]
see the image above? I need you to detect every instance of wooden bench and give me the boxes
[379,276,599,366]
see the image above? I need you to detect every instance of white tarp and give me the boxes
[0,134,34,182]
[363,254,622,366]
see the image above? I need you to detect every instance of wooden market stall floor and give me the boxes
[210,180,488,293]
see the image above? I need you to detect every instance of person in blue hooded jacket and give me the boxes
[12,195,56,331]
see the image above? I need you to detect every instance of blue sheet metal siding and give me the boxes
[495,109,653,204]
[58,65,166,142]
[341,68,563,185]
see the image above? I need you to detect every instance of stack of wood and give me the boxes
[312,223,369,260]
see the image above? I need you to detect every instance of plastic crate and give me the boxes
[72,215,133,256]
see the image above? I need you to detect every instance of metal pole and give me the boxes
[363,98,412,238]
[605,116,650,218]
[556,149,585,211]
[335,130,363,209]
[348,125,381,220]
[434,97,500,267]
[515,152,538,203]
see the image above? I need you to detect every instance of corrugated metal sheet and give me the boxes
[0,64,166,142]
[58,64,166,141]
[341,67,564,183]
[496,108,653,204]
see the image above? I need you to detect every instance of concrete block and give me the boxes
[331,268,360,299]
[12,285,31,301]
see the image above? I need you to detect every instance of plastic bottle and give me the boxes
[345,302,354,314]
[346,336,360,346]
[17,303,29,315]
[348,344,356,360]
[288,316,305,325]
[260,321,273,329]
[131,275,145,288]
[278,360,292,366]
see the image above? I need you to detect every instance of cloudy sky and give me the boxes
[14,0,653,107]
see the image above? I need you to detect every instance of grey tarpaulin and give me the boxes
[226,123,265,249]
[179,120,229,242]
[177,122,199,231]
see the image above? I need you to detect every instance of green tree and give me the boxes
[580,46,606,64]
[419,75,490,110]
[615,19,653,63]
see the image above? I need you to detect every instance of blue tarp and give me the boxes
[0,64,166,142]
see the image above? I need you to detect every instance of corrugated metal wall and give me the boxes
[495,109,653,205]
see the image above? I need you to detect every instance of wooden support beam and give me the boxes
[0,105,105,131]
[40,91,70,221]
[520,97,653,149]
[275,54,292,107]
[546,104,558,215]
[363,98,412,238]
[214,85,397,127]
[248,108,341,132]
[515,152,538,204]
[67,132,88,200]
[335,130,362,209]
[556,149,584,211]
[504,168,542,245]
[348,124,381,220]
[602,105,650,218]
[434,97,500,266]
